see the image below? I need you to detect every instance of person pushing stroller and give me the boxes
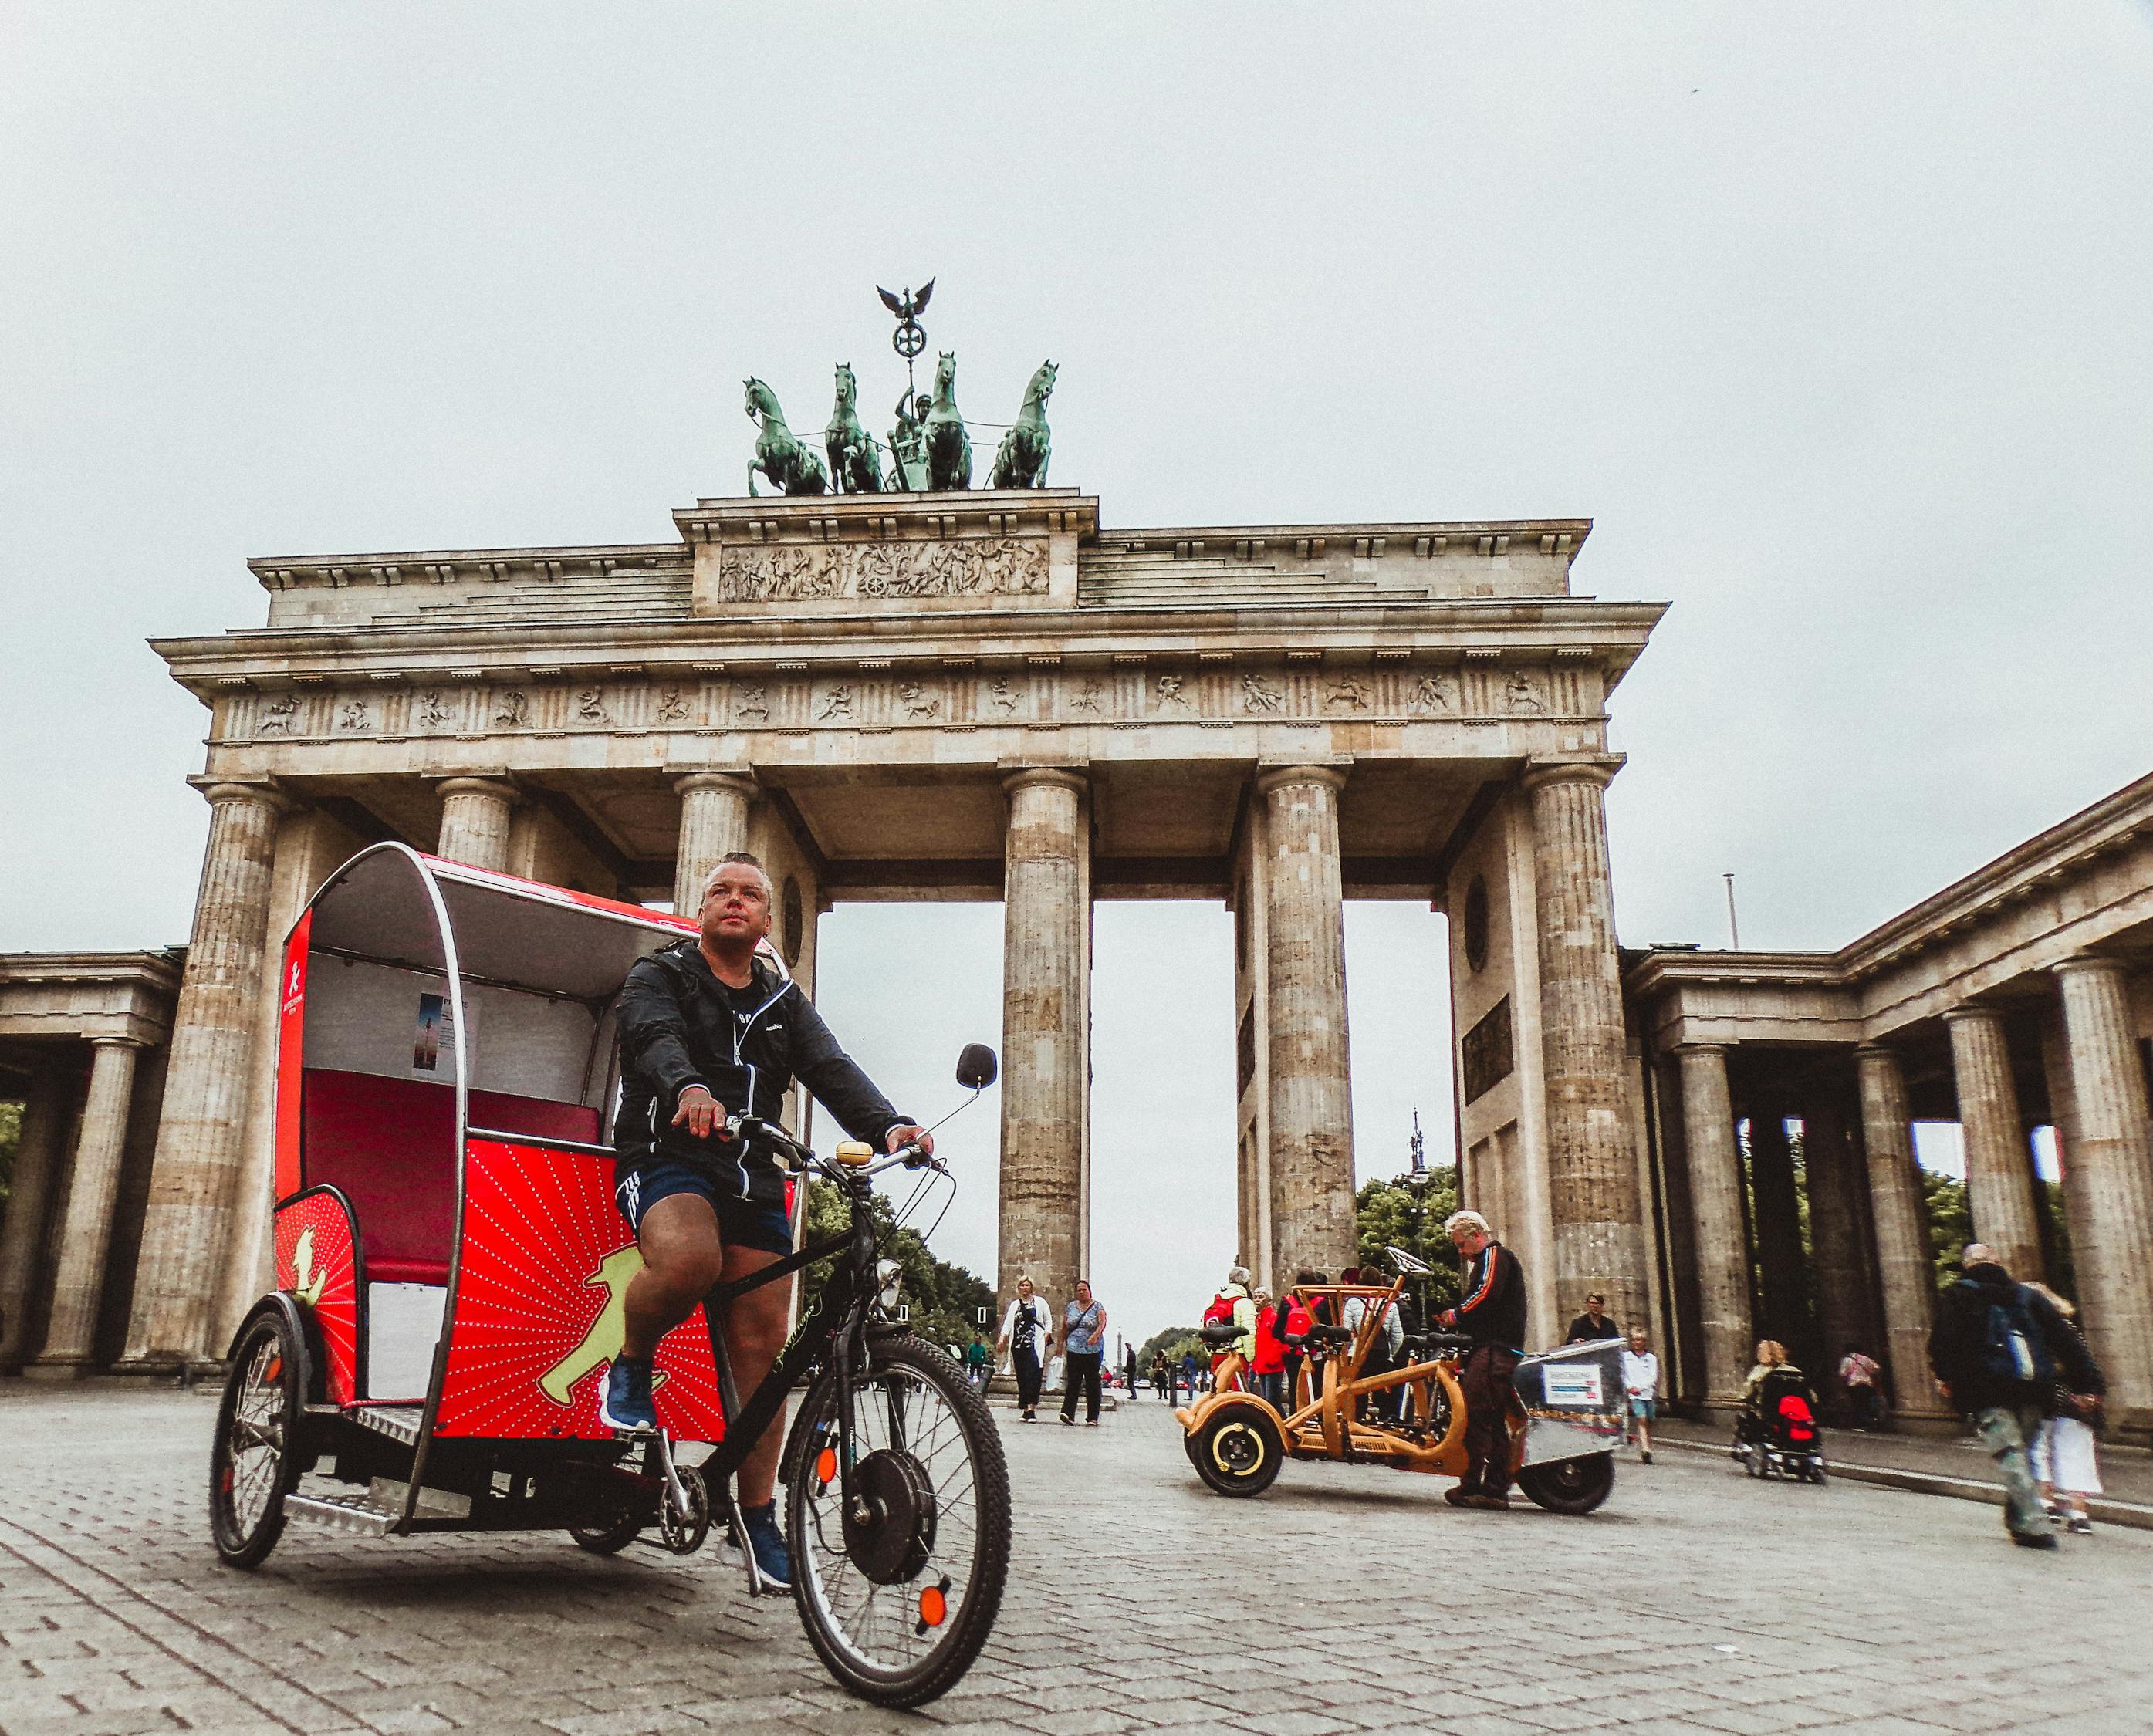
[1731,1339,1826,1482]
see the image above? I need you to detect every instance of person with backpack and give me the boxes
[1279,1280,1317,1411]
[1249,1287,1287,1407]
[1928,1242,2103,1550]
[1203,1268,1258,1391]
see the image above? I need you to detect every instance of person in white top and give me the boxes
[994,1276,1056,1422]
[1621,1326,1661,1463]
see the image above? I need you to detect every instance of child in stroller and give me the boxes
[1731,1339,1827,1483]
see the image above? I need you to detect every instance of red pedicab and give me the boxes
[210,844,1010,1707]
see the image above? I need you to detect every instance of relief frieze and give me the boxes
[219,660,1587,744]
[715,537,1049,603]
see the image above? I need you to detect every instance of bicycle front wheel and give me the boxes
[785,1334,1010,1707]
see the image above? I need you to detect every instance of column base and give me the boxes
[23,1358,100,1383]
[1886,1407,1963,1437]
[106,1355,228,1384]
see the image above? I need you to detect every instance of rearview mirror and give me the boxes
[955,1043,999,1089]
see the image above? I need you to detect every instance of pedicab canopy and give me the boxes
[270,843,732,1439]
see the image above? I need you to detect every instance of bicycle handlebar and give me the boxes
[724,1114,944,1181]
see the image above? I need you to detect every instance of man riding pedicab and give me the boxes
[602,850,933,1590]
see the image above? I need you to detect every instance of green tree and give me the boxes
[1354,1167,1462,1323]
[797,1178,994,1353]
[0,1099,21,1214]
[1922,1170,1972,1295]
[1135,1326,1204,1370]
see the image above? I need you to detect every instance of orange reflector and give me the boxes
[816,1447,837,1486]
[918,1586,947,1628]
[264,1357,282,1383]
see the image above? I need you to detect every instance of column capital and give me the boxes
[1854,1042,1903,1062]
[86,1035,149,1052]
[1519,753,1625,795]
[1668,1041,1730,1058]
[1253,762,1349,798]
[1002,765,1090,799]
[435,775,519,803]
[2053,952,2130,983]
[1941,1002,2007,1026]
[190,778,289,815]
[671,768,759,799]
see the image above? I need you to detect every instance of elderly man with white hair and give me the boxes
[603,850,931,1590]
[1436,1208,1529,1511]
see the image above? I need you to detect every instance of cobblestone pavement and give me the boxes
[4,1383,2152,1736]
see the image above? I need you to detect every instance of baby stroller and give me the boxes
[1732,1366,1827,1483]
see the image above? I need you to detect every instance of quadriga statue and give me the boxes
[991,360,1056,489]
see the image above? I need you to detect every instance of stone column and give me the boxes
[998,768,1090,1308]
[1674,1044,1752,1405]
[2052,957,2153,1427]
[674,771,759,914]
[1854,1045,1947,1423]
[1944,1006,2043,1281]
[434,776,518,871]
[1522,758,1648,1334]
[29,1039,144,1375]
[122,782,286,1369]
[0,1066,74,1370]
[1747,1103,1813,1358]
[1803,1083,1882,1380]
[1255,766,1356,1282]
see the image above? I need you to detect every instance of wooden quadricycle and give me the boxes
[1174,1248,1625,1515]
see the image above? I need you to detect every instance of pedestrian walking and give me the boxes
[1621,1326,1659,1463]
[1928,1242,2103,1550]
[1180,1349,1199,1400]
[995,1276,1055,1422]
[1837,1343,1884,1431]
[2026,1284,2107,1535]
[1249,1287,1287,1408]
[963,1336,989,1389]
[1059,1279,1107,1426]
[1151,1349,1173,1402]
[1564,1292,1622,1343]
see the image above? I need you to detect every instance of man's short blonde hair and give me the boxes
[1444,1209,1492,1239]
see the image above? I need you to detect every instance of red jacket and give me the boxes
[1252,1303,1286,1375]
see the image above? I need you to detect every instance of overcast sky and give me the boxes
[5,5,2149,1349]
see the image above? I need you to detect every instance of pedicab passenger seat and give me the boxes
[302,1069,603,1285]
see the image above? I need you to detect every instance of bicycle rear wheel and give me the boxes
[785,1335,1009,1707]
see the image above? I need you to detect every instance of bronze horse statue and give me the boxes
[823,363,882,494]
[924,351,972,491]
[991,360,1056,489]
[744,377,828,496]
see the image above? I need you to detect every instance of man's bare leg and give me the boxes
[720,1245,792,1508]
[622,1194,726,1361]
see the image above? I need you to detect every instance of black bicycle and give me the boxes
[646,1042,1012,1707]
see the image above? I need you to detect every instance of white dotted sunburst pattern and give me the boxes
[273,1191,358,1403]
[434,1141,727,1443]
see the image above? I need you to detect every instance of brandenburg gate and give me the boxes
[124,487,1663,1370]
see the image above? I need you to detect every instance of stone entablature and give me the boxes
[242,491,1594,630]
[0,952,183,1049]
[1628,770,2153,1049]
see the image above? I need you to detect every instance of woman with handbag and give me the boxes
[995,1276,1055,1423]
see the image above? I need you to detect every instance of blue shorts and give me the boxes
[1628,1397,1657,1420]
[613,1160,794,1256]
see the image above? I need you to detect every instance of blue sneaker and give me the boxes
[739,1499,791,1592]
[600,1358,656,1433]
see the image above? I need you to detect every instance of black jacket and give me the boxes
[1927,1262,2103,1416]
[613,941,908,1204]
[1452,1241,1528,1351]
[1565,1312,1622,1344]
